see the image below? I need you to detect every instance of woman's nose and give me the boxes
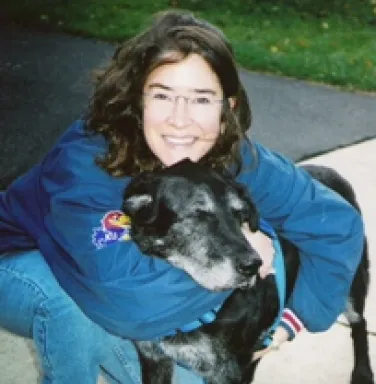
[166,96,192,129]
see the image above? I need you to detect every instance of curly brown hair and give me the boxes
[86,10,252,177]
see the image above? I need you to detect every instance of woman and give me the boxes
[0,10,364,384]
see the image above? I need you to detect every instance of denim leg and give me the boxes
[0,249,141,384]
[0,249,205,384]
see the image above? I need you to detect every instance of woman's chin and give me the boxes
[162,154,198,167]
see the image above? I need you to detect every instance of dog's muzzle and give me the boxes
[236,258,262,277]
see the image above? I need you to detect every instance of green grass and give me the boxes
[4,0,376,91]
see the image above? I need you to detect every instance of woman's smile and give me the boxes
[162,135,198,146]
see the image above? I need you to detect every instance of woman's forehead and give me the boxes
[143,53,223,94]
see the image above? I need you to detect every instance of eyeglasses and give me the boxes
[143,91,224,115]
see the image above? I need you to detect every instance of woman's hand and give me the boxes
[252,326,290,361]
[241,224,302,361]
[241,223,275,279]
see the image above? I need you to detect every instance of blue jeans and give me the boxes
[0,249,204,383]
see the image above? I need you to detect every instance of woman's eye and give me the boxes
[194,97,211,105]
[153,93,170,101]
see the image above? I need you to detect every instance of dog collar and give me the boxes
[161,301,224,337]
[258,219,286,347]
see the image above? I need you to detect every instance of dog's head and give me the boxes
[123,159,262,291]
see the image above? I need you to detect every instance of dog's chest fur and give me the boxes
[135,279,282,383]
[136,332,242,382]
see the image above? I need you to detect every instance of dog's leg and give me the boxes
[138,353,173,384]
[345,241,374,384]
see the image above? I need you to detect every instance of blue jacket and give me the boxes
[0,120,364,340]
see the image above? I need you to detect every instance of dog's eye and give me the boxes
[196,209,216,220]
[189,192,216,214]
[231,207,247,224]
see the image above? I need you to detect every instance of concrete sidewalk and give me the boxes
[253,139,376,384]
[1,139,375,382]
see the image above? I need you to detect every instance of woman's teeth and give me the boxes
[164,135,196,145]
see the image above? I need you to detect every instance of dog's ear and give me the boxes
[228,181,260,232]
[123,194,153,217]
[215,168,261,232]
[122,172,159,224]
[242,196,260,232]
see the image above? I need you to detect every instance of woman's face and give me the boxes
[142,53,225,167]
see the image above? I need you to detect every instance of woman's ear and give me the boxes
[228,97,236,110]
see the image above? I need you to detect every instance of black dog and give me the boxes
[122,159,373,384]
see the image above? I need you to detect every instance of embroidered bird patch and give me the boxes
[92,211,131,249]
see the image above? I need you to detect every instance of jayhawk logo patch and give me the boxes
[92,211,131,249]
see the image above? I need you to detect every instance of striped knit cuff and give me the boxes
[280,308,304,340]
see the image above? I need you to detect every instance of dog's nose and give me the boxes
[236,258,262,277]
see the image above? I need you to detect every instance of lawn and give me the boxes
[4,0,376,91]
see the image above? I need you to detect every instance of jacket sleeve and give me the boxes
[37,123,149,280]
[43,182,146,281]
[238,141,364,332]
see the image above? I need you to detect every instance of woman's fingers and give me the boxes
[252,326,290,361]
